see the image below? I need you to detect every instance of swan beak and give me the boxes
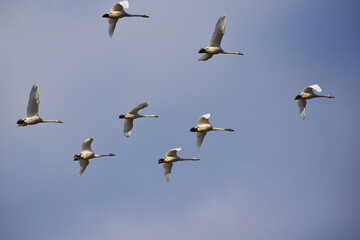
[102,14,109,18]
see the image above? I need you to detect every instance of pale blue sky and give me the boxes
[0,0,359,239]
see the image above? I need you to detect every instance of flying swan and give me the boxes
[294,84,334,120]
[73,138,115,176]
[119,101,158,138]
[158,148,200,182]
[198,15,243,61]
[190,113,234,149]
[17,85,63,126]
[102,1,149,37]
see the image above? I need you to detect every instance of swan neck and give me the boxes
[223,51,243,55]
[41,120,62,123]
[212,127,226,131]
[127,14,149,18]
[94,154,115,158]
[180,158,200,161]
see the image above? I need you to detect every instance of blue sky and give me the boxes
[0,0,359,239]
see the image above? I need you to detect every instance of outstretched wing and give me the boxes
[297,99,307,120]
[108,18,118,38]
[302,84,322,94]
[26,84,40,117]
[78,159,89,177]
[198,113,211,125]
[123,119,133,137]
[209,15,226,47]
[198,53,213,61]
[81,138,93,152]
[196,132,207,149]
[111,1,129,12]
[166,148,181,157]
[128,101,150,114]
[163,162,173,182]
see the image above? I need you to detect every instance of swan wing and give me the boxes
[166,148,181,157]
[198,113,211,125]
[81,138,93,152]
[26,84,40,117]
[111,1,129,12]
[78,159,89,177]
[198,53,213,61]
[302,84,322,94]
[209,15,226,47]
[309,84,322,92]
[163,162,173,182]
[123,119,133,137]
[128,101,149,114]
[196,132,207,149]
[297,99,307,120]
[108,18,118,38]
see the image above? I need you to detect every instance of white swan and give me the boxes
[119,101,158,137]
[198,15,243,61]
[102,1,149,37]
[73,138,115,176]
[295,84,334,120]
[190,113,234,149]
[17,85,63,126]
[158,148,200,182]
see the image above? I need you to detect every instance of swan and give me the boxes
[158,148,200,182]
[190,113,234,149]
[17,85,63,126]
[119,101,158,137]
[73,138,115,176]
[102,1,149,37]
[295,84,334,120]
[198,15,244,61]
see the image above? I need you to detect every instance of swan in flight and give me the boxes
[17,85,63,127]
[158,148,200,182]
[198,15,244,61]
[119,101,158,137]
[295,84,334,120]
[73,138,115,176]
[102,1,149,37]
[190,113,234,149]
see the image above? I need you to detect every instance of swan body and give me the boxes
[119,101,158,137]
[73,138,115,176]
[190,113,234,149]
[17,85,63,126]
[198,15,243,61]
[294,84,334,120]
[102,1,149,37]
[158,148,199,182]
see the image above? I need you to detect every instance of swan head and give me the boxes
[119,114,126,119]
[190,127,198,132]
[198,48,207,53]
[17,119,26,126]
[158,158,165,164]
[102,13,110,18]
[294,94,302,100]
[73,154,82,161]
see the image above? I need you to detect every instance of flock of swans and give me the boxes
[17,1,335,181]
